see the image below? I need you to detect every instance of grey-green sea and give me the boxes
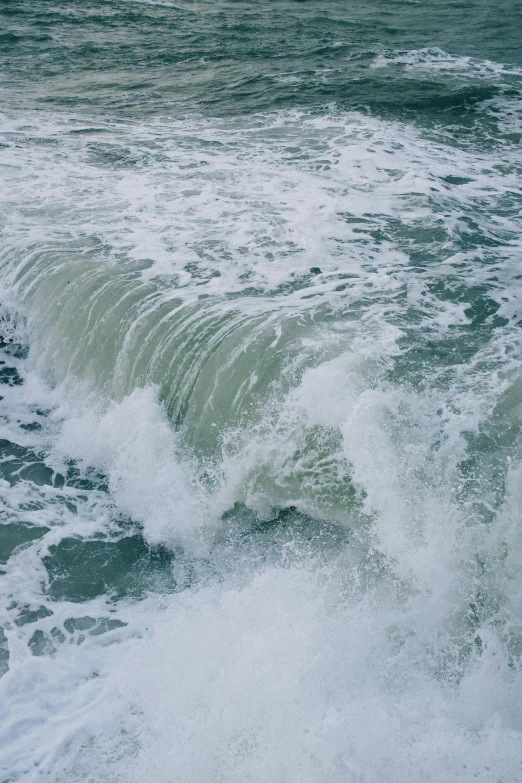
[0,1,522,780]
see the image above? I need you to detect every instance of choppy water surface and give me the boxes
[1,1,522,780]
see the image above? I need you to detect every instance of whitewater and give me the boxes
[0,1,521,780]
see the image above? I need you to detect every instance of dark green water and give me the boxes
[2,0,522,119]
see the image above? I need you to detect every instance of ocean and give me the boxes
[0,1,521,780]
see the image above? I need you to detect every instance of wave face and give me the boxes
[1,2,522,781]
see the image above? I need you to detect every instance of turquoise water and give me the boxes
[0,2,522,780]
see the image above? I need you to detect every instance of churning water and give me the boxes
[1,1,522,780]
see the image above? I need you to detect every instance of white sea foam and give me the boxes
[16,519,520,783]
[127,0,186,8]
[114,560,522,783]
[371,47,522,78]
[56,387,210,551]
